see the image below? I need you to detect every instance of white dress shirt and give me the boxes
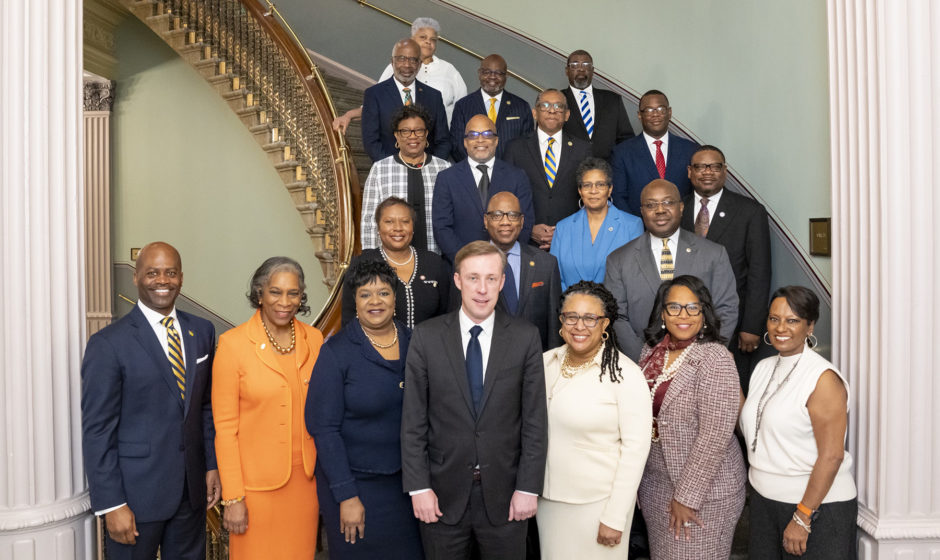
[537,128,563,164]
[469,157,495,183]
[643,131,671,165]
[380,55,468,121]
[692,188,724,227]
[569,85,595,135]
[649,229,682,272]
[458,307,495,380]
[480,89,504,118]
[393,77,417,105]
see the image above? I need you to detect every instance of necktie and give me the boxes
[161,316,186,400]
[403,87,412,106]
[654,140,666,179]
[660,238,674,281]
[502,261,519,314]
[487,98,497,123]
[543,138,557,188]
[579,91,594,137]
[695,197,710,237]
[466,325,484,415]
[476,164,490,204]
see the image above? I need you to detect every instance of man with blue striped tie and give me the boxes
[562,50,635,160]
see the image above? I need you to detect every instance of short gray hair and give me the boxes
[246,256,310,315]
[411,17,440,35]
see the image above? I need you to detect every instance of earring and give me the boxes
[559,328,564,337]
[697,332,704,340]
[763,332,771,345]
[807,333,818,348]
[578,198,584,209]
[661,322,666,329]
[394,141,400,149]
[601,332,609,341]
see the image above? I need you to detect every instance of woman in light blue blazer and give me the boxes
[551,157,644,290]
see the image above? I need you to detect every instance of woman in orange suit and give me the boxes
[212,256,324,559]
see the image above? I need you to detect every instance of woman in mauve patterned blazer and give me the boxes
[637,275,746,560]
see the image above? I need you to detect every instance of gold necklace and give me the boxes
[261,317,295,354]
[364,323,398,349]
[560,345,603,378]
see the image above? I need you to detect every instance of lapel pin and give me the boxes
[608,226,614,232]
[686,247,692,253]
[188,330,194,337]
[420,275,426,280]
[719,211,726,218]
[529,261,535,267]
[506,99,511,105]
[260,343,266,350]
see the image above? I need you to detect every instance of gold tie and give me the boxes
[544,138,557,188]
[660,238,674,281]
[161,316,186,400]
[487,98,497,123]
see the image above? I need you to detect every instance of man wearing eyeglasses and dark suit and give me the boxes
[610,90,698,215]
[361,38,451,162]
[562,50,635,161]
[605,179,738,362]
[505,88,592,250]
[449,54,533,162]
[432,114,535,263]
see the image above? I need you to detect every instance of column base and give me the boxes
[0,507,94,560]
[858,506,940,559]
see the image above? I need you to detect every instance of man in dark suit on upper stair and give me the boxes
[450,54,533,162]
[681,145,772,393]
[505,88,592,250]
[562,50,635,161]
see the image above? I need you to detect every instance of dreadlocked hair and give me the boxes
[559,281,622,383]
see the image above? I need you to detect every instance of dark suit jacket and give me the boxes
[450,89,534,161]
[431,159,535,262]
[361,78,450,162]
[562,86,635,160]
[504,132,593,227]
[682,189,771,335]
[610,133,698,215]
[497,244,563,350]
[81,305,216,522]
[604,230,739,361]
[306,319,411,503]
[400,310,548,525]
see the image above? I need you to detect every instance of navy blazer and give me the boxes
[449,89,534,161]
[497,243,563,350]
[361,78,450,163]
[81,305,216,522]
[610,133,698,215]
[432,158,535,262]
[306,320,411,504]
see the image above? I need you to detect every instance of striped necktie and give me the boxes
[544,138,557,188]
[487,98,497,123]
[403,87,412,106]
[161,316,186,400]
[579,91,594,137]
[654,140,666,179]
[660,238,674,280]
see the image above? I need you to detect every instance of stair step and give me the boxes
[222,88,248,100]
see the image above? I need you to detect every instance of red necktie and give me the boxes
[654,140,666,179]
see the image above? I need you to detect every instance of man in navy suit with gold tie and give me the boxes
[81,242,220,559]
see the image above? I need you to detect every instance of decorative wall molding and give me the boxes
[84,0,128,78]
[858,506,940,540]
[83,78,114,112]
[0,494,91,532]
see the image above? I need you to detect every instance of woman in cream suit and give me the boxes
[540,281,652,559]
[637,275,745,560]
[212,257,324,559]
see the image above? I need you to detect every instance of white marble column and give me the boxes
[0,1,95,559]
[828,1,940,558]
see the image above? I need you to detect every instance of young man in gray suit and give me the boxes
[605,180,739,361]
[401,241,548,559]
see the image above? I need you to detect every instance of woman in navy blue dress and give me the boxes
[305,260,423,559]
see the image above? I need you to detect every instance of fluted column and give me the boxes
[829,1,940,558]
[0,1,94,559]
[84,74,115,338]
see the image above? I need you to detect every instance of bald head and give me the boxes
[639,180,684,238]
[487,191,520,212]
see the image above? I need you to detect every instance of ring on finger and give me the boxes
[683,521,694,527]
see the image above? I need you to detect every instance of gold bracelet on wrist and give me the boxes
[221,496,245,506]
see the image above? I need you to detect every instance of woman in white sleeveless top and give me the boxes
[740,286,857,559]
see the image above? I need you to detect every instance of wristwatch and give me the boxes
[797,502,820,522]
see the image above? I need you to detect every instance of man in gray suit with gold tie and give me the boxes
[605,179,738,361]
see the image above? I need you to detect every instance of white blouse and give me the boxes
[739,346,856,503]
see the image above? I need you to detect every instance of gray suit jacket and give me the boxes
[400,310,548,525]
[604,230,738,361]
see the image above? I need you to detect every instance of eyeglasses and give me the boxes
[395,128,428,138]
[560,312,605,328]
[392,55,419,65]
[536,102,567,113]
[641,200,680,211]
[690,163,725,172]
[464,130,498,140]
[640,106,669,115]
[579,181,611,191]
[479,69,507,77]
[485,210,523,222]
[663,302,703,317]
[566,61,593,69]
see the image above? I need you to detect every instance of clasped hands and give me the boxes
[411,490,537,524]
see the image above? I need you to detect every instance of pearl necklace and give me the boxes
[381,245,415,266]
[401,154,426,170]
[560,345,603,378]
[364,323,398,349]
[751,352,804,451]
[379,246,419,328]
[261,317,295,354]
[642,344,693,442]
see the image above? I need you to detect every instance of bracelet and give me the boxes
[221,496,245,506]
[796,502,814,517]
[792,512,812,533]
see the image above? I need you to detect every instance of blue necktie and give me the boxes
[466,325,484,415]
[579,91,594,137]
[502,262,518,314]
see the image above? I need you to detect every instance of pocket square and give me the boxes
[196,354,210,364]
[506,116,520,120]
[531,281,544,288]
